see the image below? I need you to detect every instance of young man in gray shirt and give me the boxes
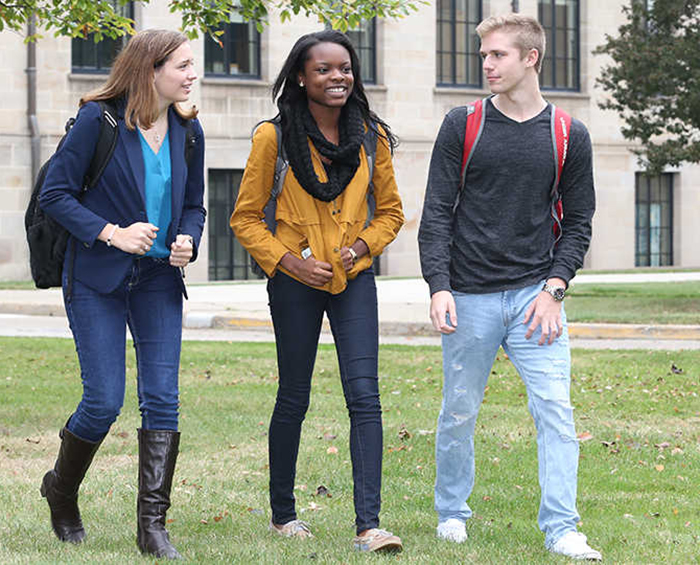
[418,14,601,561]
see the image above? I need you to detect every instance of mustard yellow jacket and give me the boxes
[230,121,404,294]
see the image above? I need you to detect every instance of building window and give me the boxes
[436,0,482,87]
[204,14,260,78]
[539,0,579,90]
[208,169,262,280]
[71,1,133,73]
[347,19,377,84]
[635,173,673,267]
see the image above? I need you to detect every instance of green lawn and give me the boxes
[566,281,700,324]
[0,337,698,564]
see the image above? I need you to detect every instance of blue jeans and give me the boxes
[435,281,580,547]
[267,270,383,534]
[63,258,183,443]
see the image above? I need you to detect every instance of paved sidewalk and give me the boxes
[1,272,700,341]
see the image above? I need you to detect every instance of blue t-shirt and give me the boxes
[137,130,172,258]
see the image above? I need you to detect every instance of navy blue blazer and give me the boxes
[39,99,206,295]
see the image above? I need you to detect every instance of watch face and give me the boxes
[553,288,566,301]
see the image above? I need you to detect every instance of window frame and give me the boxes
[635,172,674,267]
[71,1,134,74]
[436,0,482,88]
[207,169,263,281]
[204,17,261,80]
[346,18,377,85]
[538,0,580,91]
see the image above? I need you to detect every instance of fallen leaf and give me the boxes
[671,363,683,374]
[483,495,492,501]
[398,426,412,441]
[654,442,670,449]
[327,446,338,455]
[315,485,331,498]
[200,519,208,525]
[322,432,337,441]
[655,464,664,472]
[577,431,594,442]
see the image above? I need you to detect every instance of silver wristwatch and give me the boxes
[542,283,566,302]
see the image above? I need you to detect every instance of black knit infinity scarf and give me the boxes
[283,101,365,202]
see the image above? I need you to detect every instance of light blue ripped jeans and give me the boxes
[435,281,580,548]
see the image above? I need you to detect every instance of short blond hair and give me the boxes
[476,14,546,73]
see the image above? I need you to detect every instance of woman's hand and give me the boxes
[280,252,333,287]
[103,222,158,255]
[170,234,194,267]
[340,239,369,272]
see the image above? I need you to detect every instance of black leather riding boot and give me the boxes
[40,425,102,543]
[136,428,182,559]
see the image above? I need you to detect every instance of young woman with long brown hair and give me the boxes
[39,29,206,559]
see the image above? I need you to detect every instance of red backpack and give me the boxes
[460,97,572,244]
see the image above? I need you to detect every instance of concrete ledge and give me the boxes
[569,323,700,341]
[4,301,700,341]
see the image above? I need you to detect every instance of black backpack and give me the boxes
[25,102,198,290]
[24,100,119,289]
[249,119,378,277]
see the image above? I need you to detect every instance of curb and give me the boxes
[191,313,700,341]
[4,304,700,341]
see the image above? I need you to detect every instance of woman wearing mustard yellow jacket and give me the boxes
[231,30,404,553]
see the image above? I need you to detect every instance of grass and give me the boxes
[0,337,699,564]
[566,281,700,325]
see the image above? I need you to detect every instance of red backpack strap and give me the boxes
[459,97,488,191]
[550,104,572,243]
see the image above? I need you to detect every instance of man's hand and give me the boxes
[523,279,566,345]
[169,234,194,268]
[430,290,457,334]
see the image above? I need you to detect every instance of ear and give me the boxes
[525,48,540,69]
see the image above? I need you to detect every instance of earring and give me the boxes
[299,81,304,88]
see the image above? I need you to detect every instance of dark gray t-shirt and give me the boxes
[418,99,595,295]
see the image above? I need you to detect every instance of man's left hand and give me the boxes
[523,279,566,346]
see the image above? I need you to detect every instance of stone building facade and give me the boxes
[2,0,698,282]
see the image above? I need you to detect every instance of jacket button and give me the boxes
[83,242,89,248]
[333,247,339,252]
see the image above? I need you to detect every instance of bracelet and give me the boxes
[348,247,358,263]
[106,224,119,247]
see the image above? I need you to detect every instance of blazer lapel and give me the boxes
[121,122,147,208]
[168,107,187,239]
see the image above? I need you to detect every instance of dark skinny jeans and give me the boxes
[267,269,383,534]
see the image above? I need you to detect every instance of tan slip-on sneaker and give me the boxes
[269,519,314,539]
[353,528,403,553]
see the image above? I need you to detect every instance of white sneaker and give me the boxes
[437,518,467,543]
[549,531,602,561]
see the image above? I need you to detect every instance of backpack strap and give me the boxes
[459,97,488,192]
[84,100,119,189]
[66,99,119,297]
[362,124,378,228]
[549,104,572,246]
[257,118,289,236]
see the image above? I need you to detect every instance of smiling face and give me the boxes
[154,42,197,105]
[298,41,354,111]
[480,30,538,95]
